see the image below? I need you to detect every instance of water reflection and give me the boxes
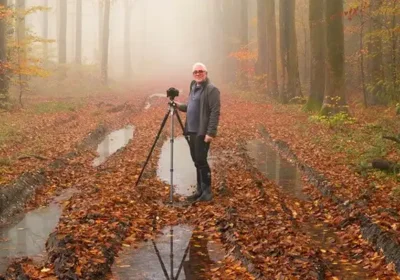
[247,140,368,278]
[93,125,135,167]
[157,136,196,196]
[246,139,308,201]
[0,189,77,274]
[113,225,224,280]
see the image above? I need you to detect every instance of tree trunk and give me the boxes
[305,0,325,111]
[321,0,347,115]
[16,0,25,106]
[256,0,267,78]
[98,1,103,62]
[359,0,367,107]
[58,0,67,64]
[0,0,8,108]
[367,0,385,105]
[266,0,278,96]
[124,0,132,79]
[279,0,302,103]
[42,0,48,63]
[101,0,111,85]
[221,0,237,83]
[75,0,82,64]
[240,0,248,88]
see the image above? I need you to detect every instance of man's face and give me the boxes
[192,66,207,83]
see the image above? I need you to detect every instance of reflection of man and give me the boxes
[176,62,221,202]
[183,232,212,279]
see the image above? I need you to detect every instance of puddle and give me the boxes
[157,136,215,196]
[145,93,165,110]
[145,91,184,110]
[112,225,225,280]
[157,136,196,196]
[246,139,308,200]
[0,189,77,274]
[247,139,368,278]
[93,125,135,167]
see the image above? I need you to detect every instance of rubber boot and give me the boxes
[196,183,213,202]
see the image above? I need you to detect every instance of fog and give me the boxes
[24,0,228,86]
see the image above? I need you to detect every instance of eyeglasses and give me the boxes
[193,70,206,75]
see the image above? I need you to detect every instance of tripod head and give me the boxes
[166,87,179,101]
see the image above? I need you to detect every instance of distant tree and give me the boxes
[75,0,82,64]
[0,0,8,108]
[305,0,326,111]
[124,0,133,79]
[366,0,385,105]
[101,0,110,85]
[239,0,248,88]
[266,0,278,96]
[279,0,302,103]
[16,0,25,105]
[256,0,267,78]
[321,0,348,115]
[42,0,48,62]
[98,1,103,61]
[58,0,66,64]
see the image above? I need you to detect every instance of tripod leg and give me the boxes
[135,110,169,187]
[174,109,185,133]
[174,109,189,144]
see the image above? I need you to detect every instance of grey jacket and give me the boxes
[177,78,221,137]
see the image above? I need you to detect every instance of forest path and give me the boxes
[1,91,399,279]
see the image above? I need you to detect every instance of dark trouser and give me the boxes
[188,133,211,188]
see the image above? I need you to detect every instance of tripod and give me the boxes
[135,94,187,204]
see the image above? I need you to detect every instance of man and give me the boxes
[176,62,221,202]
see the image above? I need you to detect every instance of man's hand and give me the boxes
[205,135,213,143]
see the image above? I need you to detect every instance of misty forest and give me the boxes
[1,0,400,279]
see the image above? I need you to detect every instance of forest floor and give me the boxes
[1,86,400,279]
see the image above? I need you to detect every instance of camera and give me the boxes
[166,87,179,100]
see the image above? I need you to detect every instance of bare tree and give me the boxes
[256,0,267,78]
[240,0,248,88]
[279,0,302,103]
[58,0,67,64]
[98,1,103,61]
[101,0,111,85]
[124,0,133,79]
[266,0,278,96]
[367,0,385,105]
[75,0,82,64]
[43,0,49,62]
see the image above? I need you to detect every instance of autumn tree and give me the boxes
[305,0,326,111]
[279,0,302,103]
[101,0,110,85]
[321,0,348,115]
[0,0,8,108]
[266,0,278,96]
[75,0,82,64]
